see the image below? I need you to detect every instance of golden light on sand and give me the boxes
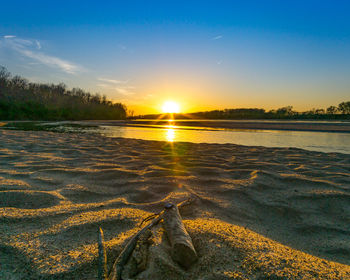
[162,101,180,113]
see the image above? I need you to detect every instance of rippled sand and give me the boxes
[1,130,350,279]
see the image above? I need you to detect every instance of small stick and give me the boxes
[163,203,198,269]
[98,227,108,280]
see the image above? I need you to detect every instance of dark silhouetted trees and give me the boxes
[137,104,350,120]
[338,102,350,114]
[326,106,338,114]
[0,66,127,120]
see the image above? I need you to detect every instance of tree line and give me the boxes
[138,104,350,120]
[0,66,127,120]
[189,103,350,120]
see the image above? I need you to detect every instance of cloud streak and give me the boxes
[1,36,83,74]
[35,40,41,50]
[115,87,135,96]
[97,77,135,96]
[212,35,223,40]
[98,78,129,84]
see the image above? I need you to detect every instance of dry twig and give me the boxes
[98,227,108,280]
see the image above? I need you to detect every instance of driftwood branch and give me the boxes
[163,203,198,269]
[108,215,162,280]
[98,227,108,280]
[106,197,195,280]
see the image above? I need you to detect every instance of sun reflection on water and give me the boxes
[165,126,175,142]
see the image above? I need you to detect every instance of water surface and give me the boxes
[3,120,350,154]
[99,124,350,154]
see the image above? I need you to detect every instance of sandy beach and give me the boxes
[1,129,350,279]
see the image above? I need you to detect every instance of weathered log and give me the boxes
[98,227,108,280]
[163,203,198,269]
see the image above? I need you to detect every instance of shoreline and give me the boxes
[80,119,350,133]
[1,130,350,279]
[126,120,350,133]
[3,119,350,133]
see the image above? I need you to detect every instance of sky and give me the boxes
[0,0,349,114]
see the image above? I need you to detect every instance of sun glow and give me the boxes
[162,101,180,113]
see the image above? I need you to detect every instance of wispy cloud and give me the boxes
[19,49,80,74]
[115,87,135,96]
[35,40,41,50]
[98,78,129,84]
[1,35,83,74]
[212,35,223,40]
[97,77,135,95]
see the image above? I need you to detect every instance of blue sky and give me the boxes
[1,1,349,113]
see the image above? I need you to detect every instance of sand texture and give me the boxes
[0,130,350,279]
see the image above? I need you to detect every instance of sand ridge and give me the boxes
[0,129,350,279]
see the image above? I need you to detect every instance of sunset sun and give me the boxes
[162,101,180,113]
